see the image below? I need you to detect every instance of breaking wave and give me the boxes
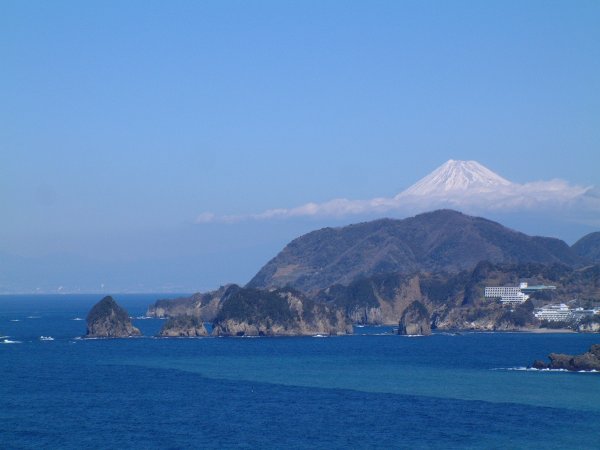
[493,367,599,373]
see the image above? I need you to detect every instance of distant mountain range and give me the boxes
[247,209,584,293]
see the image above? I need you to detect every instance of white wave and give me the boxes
[312,334,328,338]
[72,317,84,321]
[493,367,599,373]
[10,319,20,322]
[39,336,54,341]
[27,316,41,319]
[135,316,153,320]
[1,339,22,344]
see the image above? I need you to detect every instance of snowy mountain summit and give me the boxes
[398,160,512,198]
[392,159,592,213]
[196,158,596,224]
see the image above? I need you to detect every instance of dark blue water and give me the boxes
[2,295,600,449]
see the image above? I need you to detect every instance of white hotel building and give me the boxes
[533,304,572,322]
[484,282,530,305]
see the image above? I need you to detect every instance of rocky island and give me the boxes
[86,296,141,338]
[531,344,600,371]
[398,301,431,335]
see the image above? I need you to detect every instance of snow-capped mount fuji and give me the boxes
[393,159,591,213]
[397,160,513,198]
[389,159,595,217]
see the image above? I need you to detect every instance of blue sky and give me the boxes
[1,1,599,293]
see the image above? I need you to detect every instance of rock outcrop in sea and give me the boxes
[211,287,352,336]
[158,315,208,337]
[398,301,431,335]
[531,344,600,371]
[86,296,141,338]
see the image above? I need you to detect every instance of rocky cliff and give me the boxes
[148,260,599,333]
[86,296,141,338]
[317,261,599,330]
[532,344,600,371]
[398,301,431,335]
[212,287,352,336]
[578,316,600,333]
[158,315,208,337]
[147,286,230,321]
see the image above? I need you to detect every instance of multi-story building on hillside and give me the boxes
[534,304,599,323]
[533,304,572,322]
[484,282,530,305]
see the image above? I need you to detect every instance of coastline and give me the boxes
[518,327,576,334]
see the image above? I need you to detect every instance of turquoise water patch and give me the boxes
[120,343,600,412]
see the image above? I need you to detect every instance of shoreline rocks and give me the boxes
[158,315,208,337]
[86,296,141,338]
[531,344,600,371]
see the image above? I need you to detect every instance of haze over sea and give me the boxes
[2,294,599,449]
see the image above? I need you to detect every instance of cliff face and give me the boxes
[317,274,423,325]
[86,296,141,338]
[146,261,599,333]
[211,287,352,336]
[158,315,208,337]
[398,301,431,335]
[317,262,598,330]
[578,316,600,333]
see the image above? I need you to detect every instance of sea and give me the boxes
[1,294,599,449]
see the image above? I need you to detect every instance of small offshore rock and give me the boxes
[398,301,431,336]
[86,296,141,338]
[532,344,600,371]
